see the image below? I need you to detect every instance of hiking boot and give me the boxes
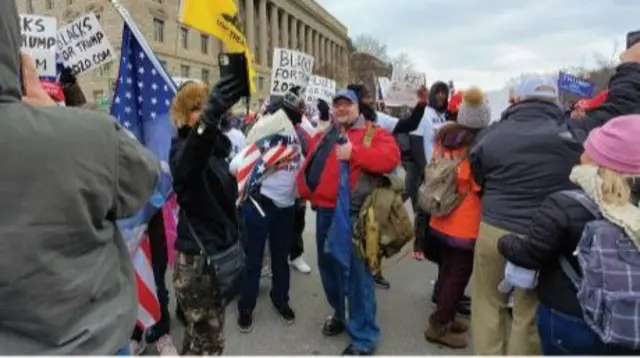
[154,334,178,356]
[238,310,253,333]
[460,294,471,306]
[373,273,390,289]
[289,256,312,274]
[322,316,346,336]
[456,302,471,316]
[451,316,470,333]
[273,302,295,325]
[424,322,468,349]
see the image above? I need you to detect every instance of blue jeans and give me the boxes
[316,207,380,351]
[537,304,636,355]
[316,207,345,321]
[238,196,295,312]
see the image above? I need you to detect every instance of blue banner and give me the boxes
[557,72,595,98]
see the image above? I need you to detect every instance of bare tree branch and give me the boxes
[352,34,390,62]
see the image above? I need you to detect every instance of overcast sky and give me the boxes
[316,0,638,90]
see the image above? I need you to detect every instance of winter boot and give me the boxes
[424,322,468,349]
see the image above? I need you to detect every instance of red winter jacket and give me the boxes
[296,120,400,208]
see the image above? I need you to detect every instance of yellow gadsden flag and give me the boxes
[180,0,257,94]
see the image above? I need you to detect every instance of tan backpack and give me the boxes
[418,149,468,217]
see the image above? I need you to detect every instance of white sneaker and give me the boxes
[154,334,178,356]
[290,256,311,274]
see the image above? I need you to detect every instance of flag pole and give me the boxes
[107,0,176,94]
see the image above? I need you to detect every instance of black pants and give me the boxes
[132,211,171,343]
[290,202,306,260]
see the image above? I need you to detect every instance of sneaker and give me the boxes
[373,273,390,289]
[289,256,312,274]
[412,251,425,261]
[460,294,471,306]
[154,334,178,356]
[238,310,253,333]
[273,302,295,325]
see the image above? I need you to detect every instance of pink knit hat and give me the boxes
[584,114,640,175]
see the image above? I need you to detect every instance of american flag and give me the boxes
[111,23,177,329]
[235,133,302,205]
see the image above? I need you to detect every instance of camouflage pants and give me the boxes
[173,252,225,355]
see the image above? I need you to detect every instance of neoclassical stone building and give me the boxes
[17,0,349,106]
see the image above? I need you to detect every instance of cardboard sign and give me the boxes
[270,48,314,96]
[57,13,115,75]
[304,75,335,103]
[20,14,57,77]
[385,69,426,107]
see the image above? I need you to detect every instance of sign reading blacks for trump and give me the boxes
[270,48,314,96]
[57,13,115,75]
[20,14,57,77]
[305,75,336,103]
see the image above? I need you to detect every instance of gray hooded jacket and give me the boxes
[0,2,159,354]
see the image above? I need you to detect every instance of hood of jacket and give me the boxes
[0,1,22,102]
[429,81,449,113]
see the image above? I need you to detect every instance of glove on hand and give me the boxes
[317,99,330,121]
[201,74,246,127]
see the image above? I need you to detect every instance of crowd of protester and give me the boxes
[3,1,640,355]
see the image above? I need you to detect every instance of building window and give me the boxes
[201,68,210,84]
[180,65,190,78]
[153,18,164,43]
[200,34,209,54]
[46,0,54,10]
[67,0,73,4]
[95,12,101,23]
[26,0,34,12]
[153,0,163,3]
[180,27,189,50]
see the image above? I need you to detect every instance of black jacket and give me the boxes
[408,81,449,168]
[169,126,241,255]
[471,63,640,234]
[498,191,595,317]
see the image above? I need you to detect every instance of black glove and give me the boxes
[317,99,330,121]
[281,91,305,125]
[200,75,246,127]
[60,67,77,88]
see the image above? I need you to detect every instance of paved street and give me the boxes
[167,205,474,355]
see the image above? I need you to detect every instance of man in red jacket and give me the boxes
[296,89,400,355]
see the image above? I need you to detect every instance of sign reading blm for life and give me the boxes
[20,14,57,77]
[57,13,115,75]
[305,75,336,103]
[385,69,426,107]
[270,48,314,96]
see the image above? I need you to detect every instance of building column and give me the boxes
[258,0,268,67]
[291,17,298,51]
[298,22,305,52]
[245,0,255,56]
[320,36,326,70]
[270,3,279,50]
[313,32,320,68]
[329,41,335,77]
[280,11,289,49]
[306,26,313,56]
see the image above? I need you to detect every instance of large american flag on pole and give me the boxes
[111,22,177,329]
[234,133,302,206]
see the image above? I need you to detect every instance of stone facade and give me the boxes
[17,0,349,106]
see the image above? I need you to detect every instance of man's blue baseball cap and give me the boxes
[333,89,359,104]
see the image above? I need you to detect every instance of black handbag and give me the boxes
[184,217,245,306]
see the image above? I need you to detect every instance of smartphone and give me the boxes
[627,30,640,49]
[218,52,250,98]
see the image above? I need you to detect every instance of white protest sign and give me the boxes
[385,70,426,107]
[57,13,115,75]
[270,48,314,96]
[20,14,57,77]
[305,75,335,103]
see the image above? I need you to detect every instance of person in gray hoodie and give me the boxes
[0,2,159,354]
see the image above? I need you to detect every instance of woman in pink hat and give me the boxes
[498,114,640,355]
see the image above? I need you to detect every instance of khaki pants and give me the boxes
[470,221,540,355]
